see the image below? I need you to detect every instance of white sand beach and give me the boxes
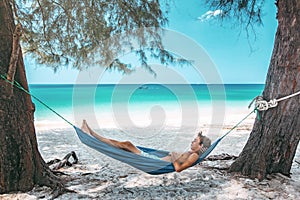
[1,108,300,200]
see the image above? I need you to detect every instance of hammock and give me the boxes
[74,126,222,175]
[1,74,262,174]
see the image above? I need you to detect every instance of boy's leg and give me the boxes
[81,120,141,154]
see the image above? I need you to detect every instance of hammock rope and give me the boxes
[249,91,300,111]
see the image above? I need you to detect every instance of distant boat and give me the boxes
[138,85,149,90]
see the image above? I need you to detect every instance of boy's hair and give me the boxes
[198,131,211,148]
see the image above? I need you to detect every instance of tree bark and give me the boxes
[0,0,61,193]
[230,0,300,180]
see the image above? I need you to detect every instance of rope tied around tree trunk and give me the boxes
[249,90,300,111]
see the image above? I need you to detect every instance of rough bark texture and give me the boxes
[0,0,61,193]
[230,0,300,180]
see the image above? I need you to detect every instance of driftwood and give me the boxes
[200,153,238,171]
[44,152,78,199]
[205,153,238,161]
[47,151,78,170]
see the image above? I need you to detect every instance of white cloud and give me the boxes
[198,9,223,22]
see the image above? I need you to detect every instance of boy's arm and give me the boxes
[172,153,198,172]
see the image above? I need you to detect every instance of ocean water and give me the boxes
[29,84,264,128]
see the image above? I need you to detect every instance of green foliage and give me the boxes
[205,0,264,35]
[14,0,185,72]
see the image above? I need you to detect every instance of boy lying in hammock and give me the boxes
[81,120,211,172]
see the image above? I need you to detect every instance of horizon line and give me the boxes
[28,83,265,85]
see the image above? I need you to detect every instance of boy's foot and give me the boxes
[81,120,92,135]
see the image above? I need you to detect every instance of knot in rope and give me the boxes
[268,99,278,108]
[255,96,269,111]
[250,89,300,112]
[249,96,278,111]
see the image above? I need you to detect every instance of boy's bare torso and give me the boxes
[162,151,194,163]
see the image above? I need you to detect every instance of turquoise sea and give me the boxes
[29,84,264,126]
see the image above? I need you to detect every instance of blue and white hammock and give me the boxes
[74,126,223,175]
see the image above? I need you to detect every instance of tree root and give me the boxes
[200,153,238,171]
[202,165,231,171]
[38,151,79,199]
[205,153,238,161]
[52,171,69,176]
[51,185,76,200]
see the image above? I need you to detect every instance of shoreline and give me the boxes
[34,103,256,130]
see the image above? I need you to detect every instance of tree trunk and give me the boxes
[0,0,61,193]
[230,0,300,180]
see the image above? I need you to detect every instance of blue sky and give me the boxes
[25,0,278,84]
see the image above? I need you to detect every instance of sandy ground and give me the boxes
[1,115,300,200]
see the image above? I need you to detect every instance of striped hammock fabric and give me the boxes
[74,126,222,175]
